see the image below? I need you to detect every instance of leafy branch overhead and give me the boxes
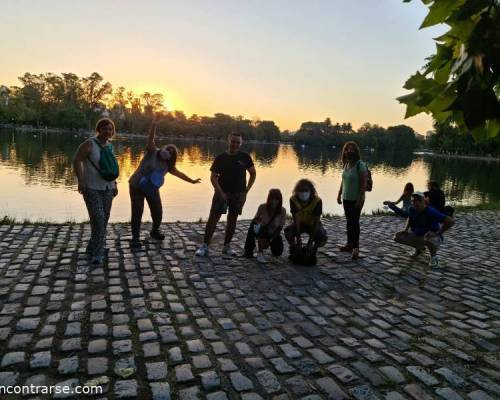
[398,0,500,139]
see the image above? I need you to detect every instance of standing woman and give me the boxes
[73,118,119,265]
[337,141,367,259]
[128,119,201,249]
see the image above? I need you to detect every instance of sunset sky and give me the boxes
[0,0,443,134]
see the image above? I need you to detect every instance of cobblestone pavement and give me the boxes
[1,211,499,400]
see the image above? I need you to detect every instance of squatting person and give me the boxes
[394,191,454,268]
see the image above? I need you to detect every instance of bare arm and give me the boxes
[357,171,367,207]
[73,141,91,193]
[246,166,256,193]
[147,122,157,151]
[210,171,226,199]
[337,182,343,204]
[438,216,454,235]
[170,167,201,184]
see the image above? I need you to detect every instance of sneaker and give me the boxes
[429,256,440,268]
[256,252,267,264]
[339,244,353,253]
[150,230,165,240]
[222,244,237,257]
[409,248,422,258]
[130,240,142,250]
[195,243,209,257]
[91,255,104,265]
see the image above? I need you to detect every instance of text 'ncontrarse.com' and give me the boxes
[0,384,104,396]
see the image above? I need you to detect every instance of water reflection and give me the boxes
[1,129,499,222]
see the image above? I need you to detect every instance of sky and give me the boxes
[0,0,444,134]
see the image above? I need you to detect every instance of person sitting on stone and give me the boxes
[384,182,413,218]
[244,188,286,264]
[284,179,327,259]
[394,191,454,268]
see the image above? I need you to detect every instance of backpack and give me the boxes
[289,245,317,266]
[88,139,119,181]
[357,160,373,192]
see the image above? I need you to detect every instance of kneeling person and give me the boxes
[394,191,454,268]
[244,189,286,264]
[285,179,327,260]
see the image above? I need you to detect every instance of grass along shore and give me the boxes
[2,202,499,226]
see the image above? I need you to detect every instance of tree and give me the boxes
[398,0,500,140]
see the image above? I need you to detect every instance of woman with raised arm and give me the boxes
[128,118,201,249]
[337,141,367,260]
[73,118,119,265]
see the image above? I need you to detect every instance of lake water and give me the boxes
[1,129,499,223]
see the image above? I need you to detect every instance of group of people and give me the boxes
[73,117,454,268]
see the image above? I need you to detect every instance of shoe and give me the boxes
[339,244,353,252]
[352,248,359,260]
[195,243,209,257]
[256,252,267,264]
[222,244,237,257]
[409,248,422,258]
[429,256,440,268]
[150,230,165,240]
[243,252,254,259]
[130,240,142,250]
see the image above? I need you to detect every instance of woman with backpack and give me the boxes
[337,141,368,260]
[73,118,120,265]
[128,118,201,250]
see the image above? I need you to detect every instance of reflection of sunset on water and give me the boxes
[1,130,499,223]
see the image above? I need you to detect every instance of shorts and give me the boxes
[210,192,246,215]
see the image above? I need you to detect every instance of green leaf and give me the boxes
[420,0,466,29]
[486,119,500,138]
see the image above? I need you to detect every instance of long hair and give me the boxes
[340,141,361,165]
[293,179,317,197]
[162,144,178,169]
[266,188,283,216]
[403,182,414,196]
[95,118,115,136]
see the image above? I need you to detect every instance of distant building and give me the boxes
[0,85,9,106]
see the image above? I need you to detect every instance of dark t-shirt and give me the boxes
[210,151,254,193]
[290,197,323,216]
[425,189,446,212]
[408,206,447,236]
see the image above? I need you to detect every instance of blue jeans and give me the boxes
[388,203,409,218]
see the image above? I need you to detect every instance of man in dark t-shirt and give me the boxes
[196,132,256,257]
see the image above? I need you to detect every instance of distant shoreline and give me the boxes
[414,150,500,162]
[0,123,289,146]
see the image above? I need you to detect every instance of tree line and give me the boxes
[1,71,423,150]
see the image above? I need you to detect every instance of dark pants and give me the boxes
[284,223,328,249]
[343,200,362,248]
[244,220,284,256]
[82,188,114,257]
[388,203,409,218]
[130,184,162,241]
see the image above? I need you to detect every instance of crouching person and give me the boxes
[244,189,286,264]
[394,191,454,268]
[284,179,327,263]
